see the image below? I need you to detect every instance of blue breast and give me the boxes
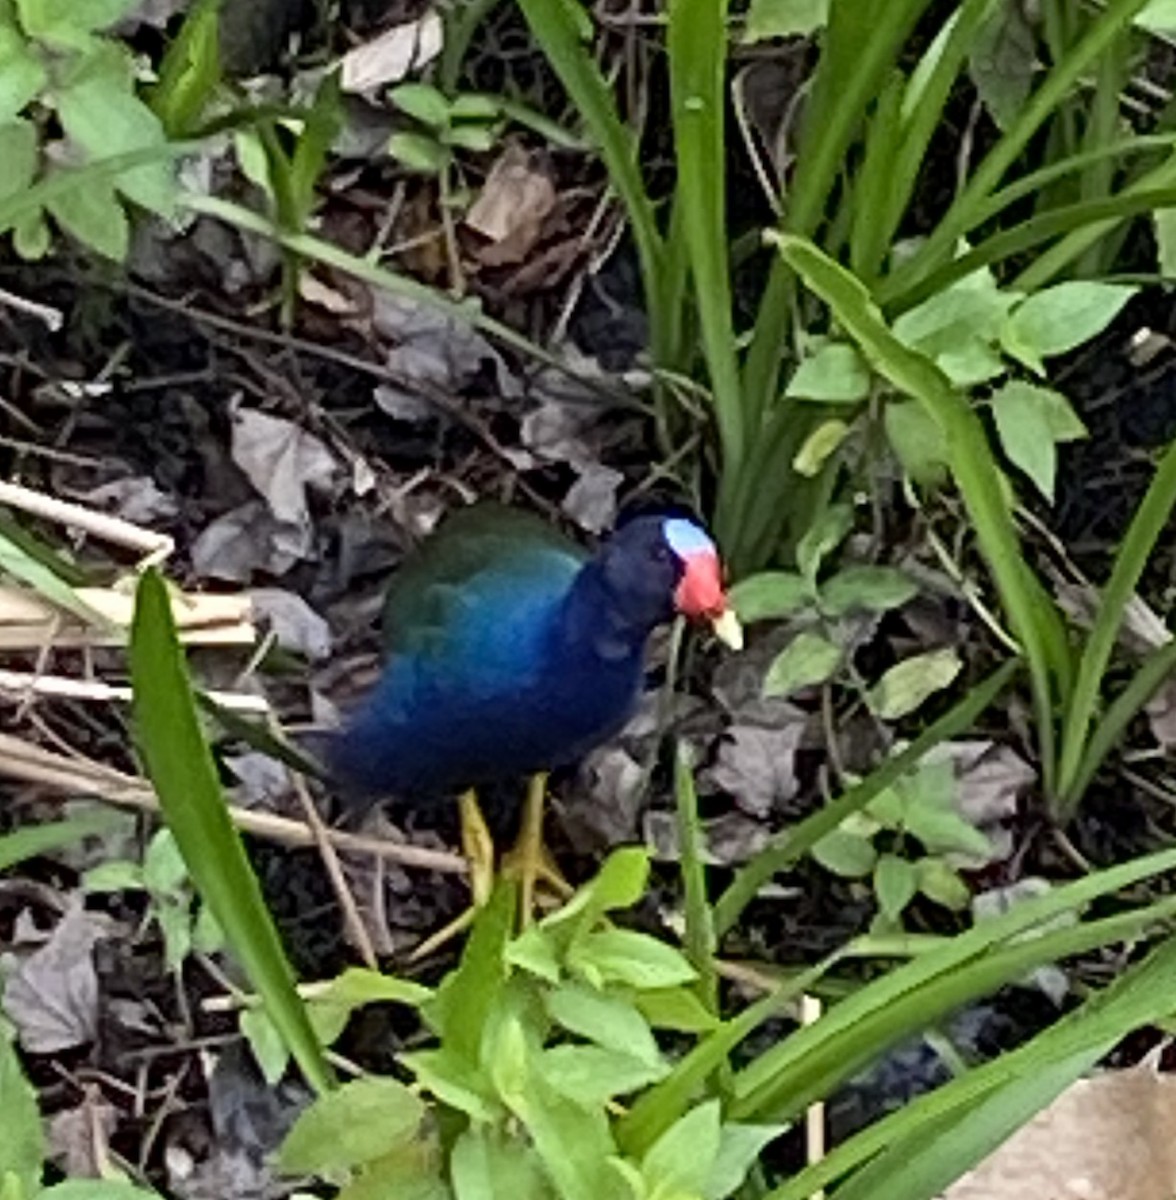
[326,554,645,799]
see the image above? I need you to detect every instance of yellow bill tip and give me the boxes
[711,608,744,651]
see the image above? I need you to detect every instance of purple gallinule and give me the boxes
[325,501,741,946]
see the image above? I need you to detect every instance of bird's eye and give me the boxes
[653,543,671,563]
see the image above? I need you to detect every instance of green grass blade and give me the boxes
[130,568,333,1094]
[713,659,1019,937]
[774,234,1066,792]
[0,527,112,629]
[888,185,1176,313]
[1057,436,1176,812]
[879,0,1154,306]
[731,894,1176,1123]
[0,810,123,874]
[741,0,931,427]
[1067,638,1176,806]
[668,0,744,473]
[767,930,1176,1200]
[1014,151,1176,291]
[673,742,719,1016]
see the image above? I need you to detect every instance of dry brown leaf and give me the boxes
[339,12,443,93]
[941,1064,1176,1200]
[465,145,558,266]
[2,903,111,1053]
[47,1092,119,1178]
[707,718,805,819]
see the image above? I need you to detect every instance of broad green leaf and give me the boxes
[874,854,918,921]
[546,984,661,1064]
[45,176,128,260]
[156,896,193,972]
[1001,282,1138,374]
[905,805,992,859]
[868,648,963,720]
[451,1127,546,1200]
[893,272,1018,387]
[401,1048,500,1122]
[82,860,144,892]
[0,121,35,202]
[450,93,502,120]
[811,828,877,877]
[729,571,812,623]
[12,208,49,258]
[541,1045,669,1108]
[337,1143,450,1200]
[991,380,1086,501]
[796,502,853,582]
[191,901,224,954]
[785,342,871,403]
[0,29,45,121]
[643,1100,722,1197]
[917,858,971,910]
[143,828,188,895]
[389,82,451,128]
[1137,0,1176,31]
[793,418,850,477]
[388,131,448,173]
[446,123,498,152]
[0,1021,42,1195]
[704,1122,787,1200]
[506,924,562,982]
[150,0,223,138]
[568,929,697,990]
[241,1007,289,1085]
[743,0,828,41]
[883,399,948,486]
[539,846,649,938]
[17,0,137,44]
[820,566,917,616]
[55,74,173,214]
[763,631,842,697]
[634,987,721,1033]
[279,1076,426,1175]
[312,966,432,1009]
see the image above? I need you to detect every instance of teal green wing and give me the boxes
[381,502,588,656]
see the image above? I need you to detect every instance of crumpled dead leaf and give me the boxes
[190,500,308,580]
[562,463,623,533]
[2,903,111,1052]
[707,716,806,819]
[575,744,647,844]
[47,1092,119,1178]
[340,11,443,94]
[644,810,770,866]
[465,144,557,266]
[941,1063,1176,1200]
[230,405,340,534]
[75,476,179,525]
[367,292,521,420]
[249,588,332,660]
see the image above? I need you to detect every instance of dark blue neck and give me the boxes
[560,559,658,664]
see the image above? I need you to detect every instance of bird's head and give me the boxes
[599,514,743,650]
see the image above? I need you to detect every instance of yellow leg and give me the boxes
[502,772,572,925]
[408,789,495,961]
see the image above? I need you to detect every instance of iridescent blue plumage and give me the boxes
[325,502,729,802]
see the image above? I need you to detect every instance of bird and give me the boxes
[322,500,742,949]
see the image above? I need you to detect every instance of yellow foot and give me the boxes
[500,772,573,926]
[408,789,495,962]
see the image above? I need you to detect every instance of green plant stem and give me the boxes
[1056,436,1176,813]
[673,742,719,1018]
[713,659,1019,937]
[1067,639,1176,807]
